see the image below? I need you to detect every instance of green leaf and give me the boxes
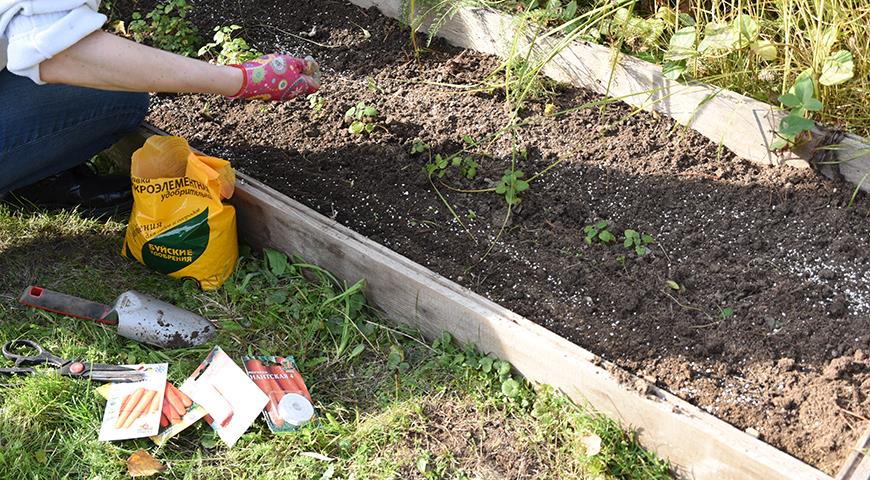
[349,121,365,135]
[598,230,615,243]
[803,97,823,112]
[665,26,696,61]
[778,93,802,108]
[348,344,365,360]
[479,356,494,373]
[501,378,521,398]
[819,49,854,86]
[624,229,639,239]
[416,456,428,473]
[662,61,687,80]
[595,220,608,229]
[779,113,815,136]
[264,248,289,276]
[563,0,577,19]
[793,73,816,104]
[698,21,737,53]
[387,350,403,369]
[623,237,633,248]
[635,245,648,256]
[363,106,379,117]
[496,360,511,377]
[666,280,681,290]
[678,13,695,27]
[515,179,530,193]
[732,14,758,47]
[769,135,791,151]
[750,39,777,61]
[721,307,735,318]
[641,233,655,244]
[267,290,288,305]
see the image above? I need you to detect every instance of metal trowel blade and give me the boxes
[113,291,216,348]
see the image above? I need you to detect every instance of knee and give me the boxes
[122,92,150,131]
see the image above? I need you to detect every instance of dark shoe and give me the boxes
[4,168,132,219]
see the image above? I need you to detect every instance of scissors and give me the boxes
[1,339,145,383]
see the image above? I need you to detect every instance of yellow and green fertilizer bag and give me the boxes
[122,136,238,290]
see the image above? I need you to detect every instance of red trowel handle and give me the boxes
[18,286,117,326]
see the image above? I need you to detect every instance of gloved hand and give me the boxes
[227,54,321,101]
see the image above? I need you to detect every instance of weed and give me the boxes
[129,0,201,57]
[426,153,479,180]
[410,139,429,155]
[197,25,261,65]
[584,220,616,245]
[495,169,529,205]
[616,254,626,268]
[771,71,821,150]
[345,102,385,135]
[308,93,326,117]
[366,76,386,94]
[719,306,735,320]
[623,229,654,256]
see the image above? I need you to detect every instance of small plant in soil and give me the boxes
[410,139,429,155]
[425,153,479,180]
[584,220,616,245]
[128,0,201,57]
[308,93,325,117]
[197,25,260,64]
[719,306,735,321]
[345,102,384,135]
[623,229,655,256]
[495,168,529,205]
[771,72,822,151]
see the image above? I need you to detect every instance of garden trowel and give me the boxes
[18,286,216,349]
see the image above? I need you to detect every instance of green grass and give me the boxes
[0,206,671,479]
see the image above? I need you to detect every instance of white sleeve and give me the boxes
[1,1,106,84]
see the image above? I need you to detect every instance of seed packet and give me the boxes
[179,346,268,448]
[242,355,316,433]
[98,363,168,441]
[96,380,208,446]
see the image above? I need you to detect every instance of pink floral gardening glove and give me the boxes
[227,54,321,101]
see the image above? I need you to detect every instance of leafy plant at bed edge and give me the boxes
[345,102,384,135]
[771,72,821,151]
[197,25,261,65]
[128,0,201,57]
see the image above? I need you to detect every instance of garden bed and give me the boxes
[132,0,870,473]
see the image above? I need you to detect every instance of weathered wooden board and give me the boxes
[227,170,830,480]
[837,426,870,480]
[346,0,870,193]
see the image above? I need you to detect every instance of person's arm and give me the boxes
[39,30,243,96]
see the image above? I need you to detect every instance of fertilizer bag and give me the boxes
[122,136,238,290]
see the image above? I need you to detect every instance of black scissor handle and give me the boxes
[2,339,64,367]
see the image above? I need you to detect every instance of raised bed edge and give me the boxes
[120,123,833,480]
[837,428,870,480]
[346,0,870,194]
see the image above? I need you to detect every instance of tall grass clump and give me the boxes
[403,0,869,138]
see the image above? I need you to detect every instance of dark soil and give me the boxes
[126,0,870,473]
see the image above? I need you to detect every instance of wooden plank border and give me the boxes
[346,0,870,193]
[226,169,830,480]
[126,124,832,478]
[837,427,870,480]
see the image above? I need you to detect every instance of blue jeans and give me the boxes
[0,69,149,193]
